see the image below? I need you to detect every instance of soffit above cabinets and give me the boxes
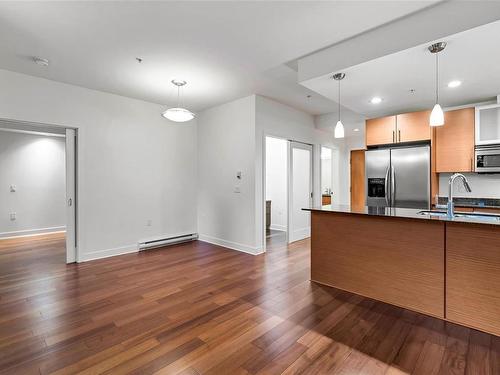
[299,4,500,119]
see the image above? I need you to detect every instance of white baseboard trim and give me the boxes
[269,224,286,232]
[79,244,138,262]
[0,226,66,239]
[198,234,264,256]
[289,227,311,243]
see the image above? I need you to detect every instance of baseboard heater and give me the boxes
[138,233,198,251]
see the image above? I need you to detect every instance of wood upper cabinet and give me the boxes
[435,108,475,173]
[366,116,396,146]
[396,111,431,143]
[366,111,431,147]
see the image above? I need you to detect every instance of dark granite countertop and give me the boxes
[437,196,500,209]
[303,204,500,226]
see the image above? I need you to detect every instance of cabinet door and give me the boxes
[435,108,475,173]
[476,104,500,145]
[366,116,396,146]
[350,150,365,208]
[396,111,431,142]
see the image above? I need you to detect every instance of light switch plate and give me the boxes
[234,186,241,193]
[10,185,16,192]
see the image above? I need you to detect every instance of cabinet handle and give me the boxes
[398,130,401,142]
[392,130,395,143]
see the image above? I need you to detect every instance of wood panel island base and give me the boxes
[306,206,500,337]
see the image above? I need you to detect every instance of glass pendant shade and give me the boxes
[162,107,195,122]
[332,72,346,139]
[334,120,345,138]
[428,42,446,127]
[430,104,444,127]
[162,80,195,122]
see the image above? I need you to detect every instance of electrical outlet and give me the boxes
[146,219,152,226]
[10,185,16,192]
[234,186,241,193]
[10,212,16,221]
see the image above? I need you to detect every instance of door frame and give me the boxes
[262,134,315,252]
[319,145,336,206]
[288,141,313,244]
[262,134,290,252]
[0,118,79,263]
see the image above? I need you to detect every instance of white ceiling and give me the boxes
[302,19,500,119]
[0,1,437,114]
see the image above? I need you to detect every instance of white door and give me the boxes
[288,142,313,243]
[65,128,76,263]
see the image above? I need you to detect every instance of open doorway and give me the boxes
[265,136,288,250]
[321,146,333,206]
[263,136,314,251]
[0,120,77,264]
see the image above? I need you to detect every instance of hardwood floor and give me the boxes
[265,229,286,250]
[0,233,499,374]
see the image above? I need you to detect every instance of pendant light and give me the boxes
[428,42,446,127]
[162,80,195,122]
[333,73,345,138]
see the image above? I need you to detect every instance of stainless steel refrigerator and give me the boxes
[365,145,430,209]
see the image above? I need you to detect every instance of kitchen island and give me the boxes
[305,205,500,337]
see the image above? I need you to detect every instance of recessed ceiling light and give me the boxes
[370,97,382,104]
[448,80,462,88]
[33,56,49,67]
[353,128,360,132]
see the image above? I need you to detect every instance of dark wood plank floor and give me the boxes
[0,233,498,374]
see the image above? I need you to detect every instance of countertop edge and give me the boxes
[303,206,500,227]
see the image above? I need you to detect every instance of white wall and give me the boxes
[439,173,500,199]
[196,94,340,254]
[255,95,341,250]
[265,136,287,231]
[321,147,332,195]
[314,112,365,206]
[0,131,66,237]
[0,69,197,261]
[197,95,258,254]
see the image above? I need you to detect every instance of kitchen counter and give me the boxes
[308,204,500,336]
[304,204,500,226]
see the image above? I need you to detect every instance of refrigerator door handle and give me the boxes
[384,166,390,206]
[391,165,396,206]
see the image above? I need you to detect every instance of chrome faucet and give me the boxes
[447,173,472,218]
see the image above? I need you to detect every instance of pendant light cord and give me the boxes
[338,79,341,122]
[435,52,439,104]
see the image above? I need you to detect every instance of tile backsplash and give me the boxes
[439,173,500,198]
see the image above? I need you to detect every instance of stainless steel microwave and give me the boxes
[475,145,500,173]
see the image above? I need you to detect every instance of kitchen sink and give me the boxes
[418,210,500,222]
[455,212,500,222]
[417,210,448,217]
